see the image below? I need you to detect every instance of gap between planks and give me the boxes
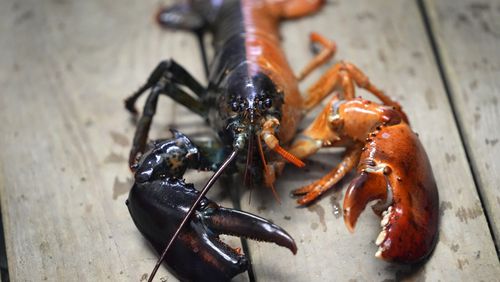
[418,0,500,259]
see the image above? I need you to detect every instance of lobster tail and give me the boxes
[343,123,439,263]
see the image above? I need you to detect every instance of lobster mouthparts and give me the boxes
[127,178,296,281]
[343,124,439,263]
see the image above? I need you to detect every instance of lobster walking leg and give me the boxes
[297,32,336,81]
[340,63,408,122]
[287,94,361,205]
[125,60,208,166]
[302,61,403,111]
[125,59,205,113]
[292,143,362,205]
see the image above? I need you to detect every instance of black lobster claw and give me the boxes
[127,178,296,282]
[132,129,201,183]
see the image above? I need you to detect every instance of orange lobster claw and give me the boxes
[343,123,439,263]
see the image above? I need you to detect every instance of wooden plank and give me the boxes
[0,0,245,281]
[423,0,500,251]
[240,0,500,281]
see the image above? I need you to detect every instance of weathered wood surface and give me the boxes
[423,0,500,250]
[0,0,498,281]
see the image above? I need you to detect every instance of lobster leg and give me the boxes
[289,96,343,158]
[126,61,208,166]
[128,83,205,166]
[341,63,407,122]
[302,61,402,111]
[297,32,336,81]
[342,63,403,113]
[292,144,362,205]
[285,93,357,204]
[125,59,205,114]
[303,62,350,110]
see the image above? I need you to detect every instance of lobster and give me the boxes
[124,0,439,280]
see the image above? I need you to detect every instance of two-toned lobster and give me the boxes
[124,0,439,281]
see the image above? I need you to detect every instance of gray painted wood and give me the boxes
[0,0,498,281]
[424,0,500,251]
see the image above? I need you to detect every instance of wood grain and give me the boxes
[0,0,498,281]
[424,0,500,251]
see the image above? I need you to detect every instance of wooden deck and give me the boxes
[0,0,499,281]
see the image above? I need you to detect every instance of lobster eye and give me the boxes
[231,101,240,112]
[264,98,272,108]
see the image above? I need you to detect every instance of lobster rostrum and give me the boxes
[124,0,439,280]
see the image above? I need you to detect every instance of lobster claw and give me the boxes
[127,178,296,282]
[343,123,439,263]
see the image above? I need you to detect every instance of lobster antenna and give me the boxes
[147,149,240,282]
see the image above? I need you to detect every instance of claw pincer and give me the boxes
[335,100,439,263]
[290,97,439,263]
[344,122,439,263]
[126,133,296,281]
